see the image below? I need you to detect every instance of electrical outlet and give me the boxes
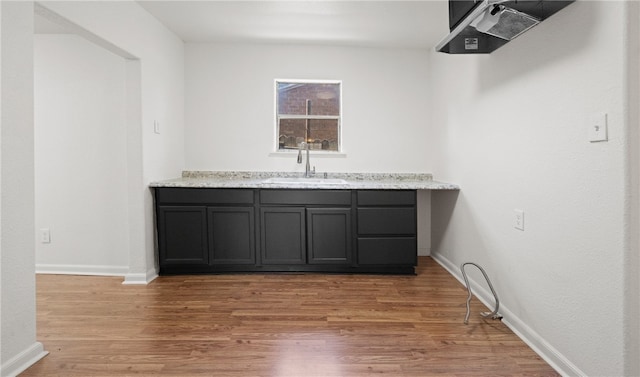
[40,228,51,243]
[514,210,524,231]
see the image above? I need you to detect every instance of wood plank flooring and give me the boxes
[21,257,559,376]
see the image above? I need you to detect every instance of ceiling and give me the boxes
[135,1,449,49]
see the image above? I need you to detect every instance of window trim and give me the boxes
[274,79,343,153]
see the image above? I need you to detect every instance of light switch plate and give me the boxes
[154,120,160,134]
[588,113,608,142]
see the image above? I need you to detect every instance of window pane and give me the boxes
[278,118,339,151]
[277,83,340,116]
[276,80,341,152]
[278,119,306,149]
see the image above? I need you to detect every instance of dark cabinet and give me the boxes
[357,238,416,265]
[306,208,352,264]
[154,187,416,274]
[260,207,306,264]
[356,190,417,267]
[208,207,255,264]
[260,207,353,266]
[155,188,256,272]
[259,190,352,267]
[157,206,208,265]
[357,208,416,235]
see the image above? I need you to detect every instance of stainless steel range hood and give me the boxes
[435,0,574,54]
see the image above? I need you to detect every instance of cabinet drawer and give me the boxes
[358,238,416,265]
[156,188,254,205]
[357,190,415,206]
[357,208,416,235]
[260,190,351,205]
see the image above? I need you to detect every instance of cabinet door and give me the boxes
[157,206,208,265]
[208,207,255,264]
[307,208,352,265]
[260,207,306,264]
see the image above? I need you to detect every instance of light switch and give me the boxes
[154,120,160,134]
[588,113,608,142]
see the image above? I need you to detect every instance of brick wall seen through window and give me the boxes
[276,80,341,152]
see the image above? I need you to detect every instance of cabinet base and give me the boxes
[159,264,416,275]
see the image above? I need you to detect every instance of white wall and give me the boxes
[0,0,184,372]
[429,1,633,375]
[39,1,185,283]
[15,2,638,376]
[34,34,129,275]
[627,3,640,373]
[185,43,432,173]
[0,2,47,376]
[185,42,433,255]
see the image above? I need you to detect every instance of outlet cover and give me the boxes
[40,228,51,243]
[514,210,524,231]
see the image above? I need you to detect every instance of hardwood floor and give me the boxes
[22,257,559,376]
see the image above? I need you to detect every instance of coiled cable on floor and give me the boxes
[461,262,502,324]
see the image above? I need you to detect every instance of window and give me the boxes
[276,80,341,152]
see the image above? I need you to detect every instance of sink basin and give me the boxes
[263,177,348,185]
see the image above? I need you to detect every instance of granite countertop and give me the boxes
[149,171,460,190]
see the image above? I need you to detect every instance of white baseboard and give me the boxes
[1,342,48,377]
[430,252,585,377]
[122,268,158,285]
[36,264,158,284]
[36,263,128,277]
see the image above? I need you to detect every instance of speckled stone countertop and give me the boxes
[149,171,460,190]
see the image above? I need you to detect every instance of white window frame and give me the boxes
[274,79,343,154]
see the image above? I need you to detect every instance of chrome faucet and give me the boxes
[297,142,315,177]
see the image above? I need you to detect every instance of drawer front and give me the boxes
[357,208,416,235]
[357,190,416,206]
[358,238,417,265]
[156,188,254,205]
[260,190,351,206]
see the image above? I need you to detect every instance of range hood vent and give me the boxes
[435,0,574,54]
